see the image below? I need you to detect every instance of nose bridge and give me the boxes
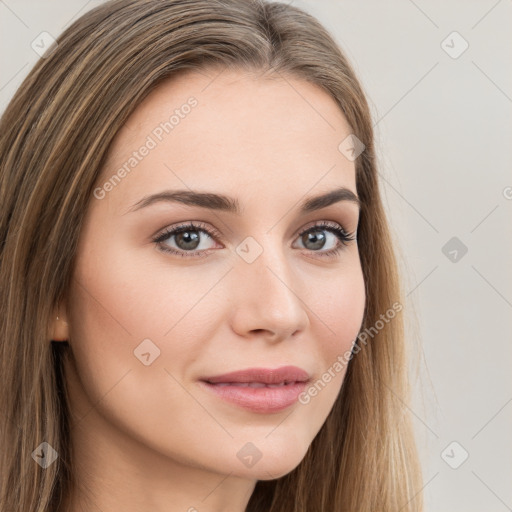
[230,230,309,338]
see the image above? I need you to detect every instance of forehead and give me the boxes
[96,68,357,214]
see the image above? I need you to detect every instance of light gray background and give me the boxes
[1,1,511,510]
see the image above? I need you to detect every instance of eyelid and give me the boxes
[296,219,353,237]
[153,221,221,243]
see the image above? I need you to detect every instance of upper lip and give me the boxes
[201,365,311,385]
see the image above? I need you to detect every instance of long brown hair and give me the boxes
[0,0,423,510]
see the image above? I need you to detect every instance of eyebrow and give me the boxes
[124,186,361,215]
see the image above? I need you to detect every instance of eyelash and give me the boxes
[152,220,356,259]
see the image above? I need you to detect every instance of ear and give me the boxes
[51,301,69,342]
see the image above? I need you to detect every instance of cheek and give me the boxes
[65,237,222,425]
[293,260,366,432]
[66,267,137,417]
[65,261,209,458]
[311,259,366,355]
[65,239,164,418]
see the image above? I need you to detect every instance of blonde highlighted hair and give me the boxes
[0,0,423,510]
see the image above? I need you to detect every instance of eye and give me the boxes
[152,221,219,258]
[152,220,356,259]
[293,221,356,259]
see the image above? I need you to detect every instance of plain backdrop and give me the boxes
[1,1,511,510]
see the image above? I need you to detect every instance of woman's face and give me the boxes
[61,68,365,487]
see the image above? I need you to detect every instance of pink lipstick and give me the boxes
[199,365,310,414]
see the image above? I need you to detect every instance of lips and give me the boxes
[211,382,290,388]
[201,365,311,385]
[199,366,311,413]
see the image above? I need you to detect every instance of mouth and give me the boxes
[205,381,301,388]
[198,365,311,413]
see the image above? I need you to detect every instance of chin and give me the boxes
[252,459,305,481]
[229,435,311,481]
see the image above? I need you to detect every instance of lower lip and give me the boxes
[198,381,308,413]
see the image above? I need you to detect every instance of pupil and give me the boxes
[304,230,325,250]
[176,230,200,250]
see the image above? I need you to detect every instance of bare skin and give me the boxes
[52,67,366,512]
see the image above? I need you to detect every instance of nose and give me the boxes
[229,240,310,343]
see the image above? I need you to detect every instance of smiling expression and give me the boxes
[62,67,366,482]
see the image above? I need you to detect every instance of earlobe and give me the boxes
[52,304,69,342]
